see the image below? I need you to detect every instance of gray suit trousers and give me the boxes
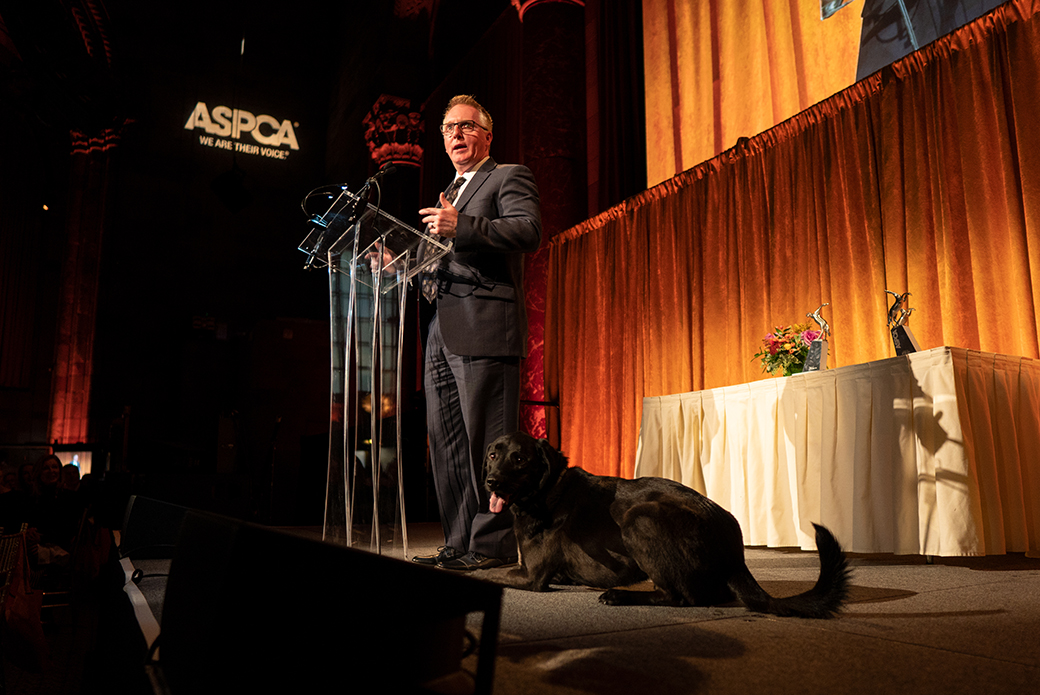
[424,315,519,558]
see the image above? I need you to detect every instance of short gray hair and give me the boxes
[443,94,493,132]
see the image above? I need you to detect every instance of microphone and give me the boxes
[366,163,397,184]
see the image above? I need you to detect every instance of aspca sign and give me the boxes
[184,102,299,158]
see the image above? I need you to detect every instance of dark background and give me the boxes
[0,0,648,525]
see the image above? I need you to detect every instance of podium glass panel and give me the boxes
[299,183,445,558]
[322,258,410,555]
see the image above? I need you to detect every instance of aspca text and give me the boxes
[185,102,299,151]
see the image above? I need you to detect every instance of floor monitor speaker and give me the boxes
[157,510,502,694]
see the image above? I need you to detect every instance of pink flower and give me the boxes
[764,334,780,355]
[801,329,821,345]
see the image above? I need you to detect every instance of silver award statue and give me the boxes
[803,303,830,372]
[886,290,920,356]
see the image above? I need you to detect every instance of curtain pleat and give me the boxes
[549,1,1040,477]
[643,0,867,185]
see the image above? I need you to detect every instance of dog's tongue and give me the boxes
[489,492,507,514]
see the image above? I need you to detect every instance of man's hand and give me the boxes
[419,193,459,238]
[366,241,397,275]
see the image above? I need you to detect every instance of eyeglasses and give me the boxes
[440,120,488,136]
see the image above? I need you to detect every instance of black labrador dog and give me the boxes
[483,432,850,618]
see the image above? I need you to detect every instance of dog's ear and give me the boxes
[540,438,568,462]
[534,438,567,486]
[534,437,555,463]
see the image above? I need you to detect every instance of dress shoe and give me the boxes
[437,551,517,571]
[411,546,462,566]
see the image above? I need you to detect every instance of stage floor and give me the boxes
[158,524,1040,694]
[11,522,1038,694]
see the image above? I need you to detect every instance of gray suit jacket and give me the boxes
[434,158,541,357]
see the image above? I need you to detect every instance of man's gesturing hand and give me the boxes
[420,192,459,238]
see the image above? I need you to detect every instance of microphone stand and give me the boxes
[303,163,397,270]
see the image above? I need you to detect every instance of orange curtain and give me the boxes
[548,1,1040,478]
[878,4,1040,357]
[642,0,865,186]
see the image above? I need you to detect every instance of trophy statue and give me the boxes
[803,303,830,372]
[886,290,921,355]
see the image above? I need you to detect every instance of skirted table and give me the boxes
[634,347,1040,557]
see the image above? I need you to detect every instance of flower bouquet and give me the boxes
[752,323,823,377]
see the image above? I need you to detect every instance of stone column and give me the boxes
[514,0,587,443]
[49,127,125,445]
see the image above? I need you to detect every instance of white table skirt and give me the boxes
[634,347,1040,557]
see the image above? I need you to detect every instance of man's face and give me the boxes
[443,104,492,173]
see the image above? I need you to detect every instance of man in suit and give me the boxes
[412,95,541,570]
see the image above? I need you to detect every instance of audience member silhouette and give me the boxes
[1,466,15,494]
[29,455,83,564]
[0,462,35,534]
[61,463,81,493]
[0,455,84,569]
[17,461,34,494]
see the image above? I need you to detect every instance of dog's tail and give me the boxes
[729,523,851,619]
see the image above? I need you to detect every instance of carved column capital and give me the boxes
[363,95,424,170]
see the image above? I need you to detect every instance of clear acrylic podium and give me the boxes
[299,184,450,557]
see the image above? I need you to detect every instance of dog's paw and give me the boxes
[478,566,516,581]
[598,589,626,606]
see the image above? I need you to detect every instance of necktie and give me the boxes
[422,176,466,302]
